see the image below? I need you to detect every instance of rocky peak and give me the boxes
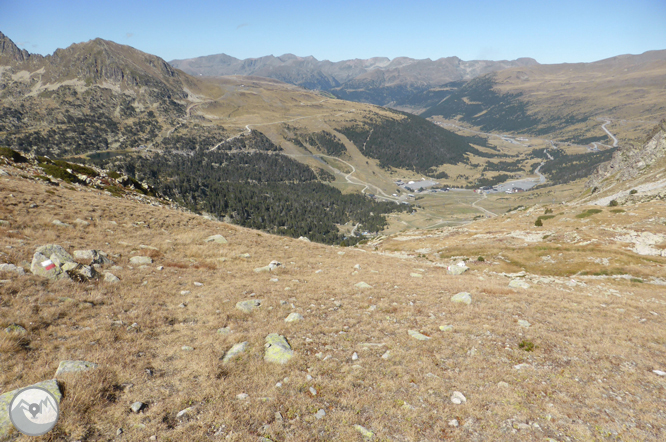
[0,30,32,64]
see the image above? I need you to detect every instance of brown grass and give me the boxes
[1,169,666,441]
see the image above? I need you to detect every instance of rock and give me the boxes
[264,333,293,364]
[298,236,310,242]
[354,424,374,439]
[129,256,152,265]
[0,263,24,275]
[4,324,27,335]
[236,393,248,400]
[355,282,373,289]
[181,290,191,295]
[451,391,466,405]
[74,249,113,265]
[254,260,282,272]
[509,279,531,289]
[222,342,248,363]
[315,409,326,419]
[498,381,510,388]
[74,218,90,226]
[55,360,98,377]
[52,220,71,227]
[0,379,61,438]
[653,370,666,376]
[238,253,251,258]
[309,386,317,396]
[236,299,261,313]
[284,313,304,323]
[513,363,531,370]
[447,264,468,275]
[193,282,203,286]
[517,319,531,328]
[130,401,145,413]
[381,350,391,359]
[116,428,123,436]
[439,325,453,332]
[0,220,8,226]
[448,419,459,427]
[176,407,194,419]
[104,272,120,283]
[217,327,233,335]
[410,273,423,278]
[450,292,472,305]
[182,346,194,351]
[354,264,362,270]
[352,352,359,361]
[30,244,76,281]
[408,330,431,341]
[205,234,228,244]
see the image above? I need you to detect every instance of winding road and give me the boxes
[600,119,619,147]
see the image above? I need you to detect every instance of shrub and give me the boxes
[610,209,625,213]
[608,200,619,207]
[477,256,485,262]
[519,340,536,352]
[535,218,543,227]
[0,147,28,163]
[575,209,602,219]
[630,189,638,195]
[544,208,553,214]
[39,163,83,184]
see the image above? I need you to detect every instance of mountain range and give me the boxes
[170,53,538,111]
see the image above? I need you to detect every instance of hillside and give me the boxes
[421,50,666,143]
[170,53,538,112]
[2,153,666,441]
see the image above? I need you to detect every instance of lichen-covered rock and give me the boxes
[354,424,374,439]
[4,324,26,334]
[284,313,304,323]
[129,256,152,265]
[222,342,248,363]
[236,299,261,313]
[205,234,228,244]
[0,264,24,275]
[408,330,431,341]
[0,379,61,438]
[264,333,293,364]
[55,360,98,377]
[451,292,472,305]
[74,250,114,265]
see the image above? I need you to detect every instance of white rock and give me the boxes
[653,370,666,376]
[352,352,358,361]
[309,386,317,396]
[284,313,304,323]
[517,319,531,328]
[355,282,373,289]
[439,325,453,332]
[450,292,472,305]
[315,409,326,419]
[408,329,431,341]
[129,256,152,265]
[509,279,531,289]
[448,419,459,427]
[104,272,120,283]
[236,393,248,400]
[451,391,466,404]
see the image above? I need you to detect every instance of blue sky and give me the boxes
[1,0,664,64]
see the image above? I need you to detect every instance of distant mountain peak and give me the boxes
[0,30,32,63]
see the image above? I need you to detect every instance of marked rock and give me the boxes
[30,244,75,280]
[408,330,431,341]
[236,299,261,313]
[222,342,248,363]
[284,312,304,323]
[264,333,293,364]
[509,279,531,289]
[451,292,472,305]
[55,360,98,377]
[205,234,228,244]
[0,379,62,438]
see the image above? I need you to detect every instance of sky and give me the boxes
[1,0,665,64]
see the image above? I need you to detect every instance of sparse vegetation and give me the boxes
[518,340,536,352]
[576,208,603,218]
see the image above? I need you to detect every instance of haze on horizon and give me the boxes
[1,0,665,65]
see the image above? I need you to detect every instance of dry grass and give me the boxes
[1,168,666,441]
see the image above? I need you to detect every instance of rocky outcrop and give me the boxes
[31,244,98,282]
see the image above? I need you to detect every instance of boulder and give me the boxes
[30,244,75,280]
[284,313,304,323]
[74,250,114,265]
[104,272,120,283]
[236,300,261,313]
[264,333,293,364]
[0,379,61,438]
[55,360,98,377]
[0,264,24,276]
[447,264,468,275]
[509,279,530,289]
[129,256,152,265]
[205,234,228,244]
[450,292,472,305]
[222,342,248,363]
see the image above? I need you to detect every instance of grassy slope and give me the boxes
[1,161,666,441]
